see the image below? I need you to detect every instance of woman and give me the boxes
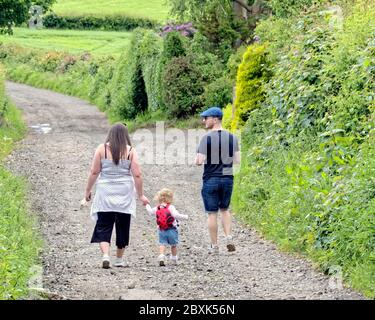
[85,123,149,268]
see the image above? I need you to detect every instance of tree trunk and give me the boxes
[233,0,252,15]
[232,0,264,19]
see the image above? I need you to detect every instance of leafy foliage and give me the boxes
[32,0,55,12]
[268,0,323,18]
[232,43,270,129]
[161,31,187,61]
[0,67,41,300]
[0,0,32,35]
[168,0,253,62]
[109,29,163,119]
[159,22,197,37]
[43,13,156,31]
[159,30,228,118]
[233,1,375,298]
[1,28,225,121]
[222,103,233,130]
[202,76,233,108]
[162,56,204,118]
[0,0,55,34]
[187,31,225,84]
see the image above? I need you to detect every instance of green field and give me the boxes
[0,1,170,57]
[52,0,170,21]
[0,28,132,57]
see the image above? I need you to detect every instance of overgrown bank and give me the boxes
[228,2,374,298]
[0,67,42,299]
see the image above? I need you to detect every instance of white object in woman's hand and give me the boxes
[80,198,89,208]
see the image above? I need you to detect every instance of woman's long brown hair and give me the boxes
[105,123,132,165]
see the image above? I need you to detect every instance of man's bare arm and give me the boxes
[233,151,241,165]
[195,153,206,166]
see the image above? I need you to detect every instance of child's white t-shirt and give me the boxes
[145,203,188,229]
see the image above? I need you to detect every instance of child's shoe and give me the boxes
[170,255,178,266]
[158,254,166,266]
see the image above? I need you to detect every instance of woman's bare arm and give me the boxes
[85,145,102,200]
[130,148,149,205]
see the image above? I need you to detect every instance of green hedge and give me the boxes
[43,13,157,31]
[162,55,204,118]
[232,43,270,130]
[1,29,229,122]
[233,2,375,298]
[0,44,117,112]
[108,29,163,119]
[202,76,233,110]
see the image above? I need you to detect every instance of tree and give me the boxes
[32,0,56,12]
[167,0,267,61]
[168,0,265,21]
[0,0,56,34]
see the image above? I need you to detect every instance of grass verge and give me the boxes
[0,67,42,300]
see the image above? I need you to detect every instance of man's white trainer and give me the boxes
[208,244,219,255]
[226,235,236,252]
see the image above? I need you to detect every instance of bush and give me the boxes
[169,0,253,63]
[232,43,270,129]
[226,44,247,82]
[187,42,224,84]
[138,31,164,112]
[0,44,112,109]
[88,56,115,107]
[43,13,156,31]
[162,56,204,118]
[268,0,324,18]
[159,31,229,118]
[202,76,233,108]
[222,103,233,131]
[109,33,146,119]
[109,29,163,119]
[156,31,188,111]
[161,31,187,61]
[39,51,66,72]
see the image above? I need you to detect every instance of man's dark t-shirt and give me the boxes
[197,130,239,181]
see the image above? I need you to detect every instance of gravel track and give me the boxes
[5,81,364,300]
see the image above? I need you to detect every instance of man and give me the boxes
[195,106,240,254]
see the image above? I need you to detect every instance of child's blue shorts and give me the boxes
[158,227,179,246]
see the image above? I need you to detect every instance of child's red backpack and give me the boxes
[156,204,175,230]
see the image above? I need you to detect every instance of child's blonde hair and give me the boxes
[154,188,173,204]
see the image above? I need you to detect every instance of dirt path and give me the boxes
[5,81,364,300]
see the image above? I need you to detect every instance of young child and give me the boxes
[145,188,188,266]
